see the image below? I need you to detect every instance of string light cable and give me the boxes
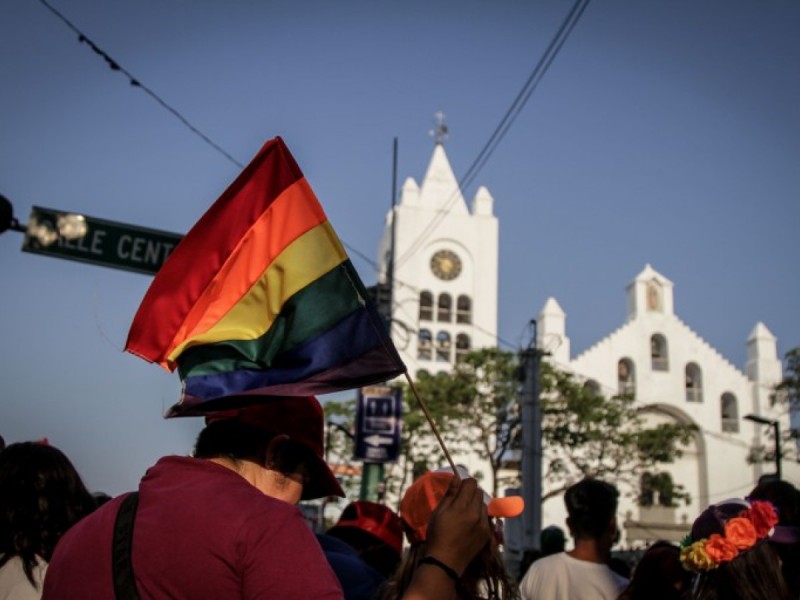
[37,0,245,170]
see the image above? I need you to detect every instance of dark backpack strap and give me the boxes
[112,491,141,600]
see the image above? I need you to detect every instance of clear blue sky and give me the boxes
[1,0,798,495]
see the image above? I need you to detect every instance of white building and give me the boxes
[537,264,798,544]
[376,136,498,479]
[376,136,795,545]
[377,138,498,377]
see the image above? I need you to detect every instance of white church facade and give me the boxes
[537,265,797,543]
[377,140,498,378]
[376,136,795,545]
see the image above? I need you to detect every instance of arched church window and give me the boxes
[651,334,669,371]
[417,329,432,361]
[583,379,601,398]
[685,363,703,402]
[435,331,451,362]
[419,291,433,321]
[455,334,471,363]
[721,393,739,433]
[647,281,662,312]
[437,294,452,322]
[639,472,655,506]
[618,358,636,397]
[456,295,472,324]
[639,472,675,507]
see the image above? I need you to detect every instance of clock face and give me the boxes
[430,249,462,281]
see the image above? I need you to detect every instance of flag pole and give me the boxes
[404,372,460,478]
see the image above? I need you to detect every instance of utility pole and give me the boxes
[361,138,399,502]
[520,320,543,552]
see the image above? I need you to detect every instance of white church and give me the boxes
[376,133,796,545]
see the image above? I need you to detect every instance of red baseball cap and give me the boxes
[206,396,344,500]
[328,500,404,556]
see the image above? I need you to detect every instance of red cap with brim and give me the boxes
[206,396,344,500]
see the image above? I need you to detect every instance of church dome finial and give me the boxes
[429,111,448,145]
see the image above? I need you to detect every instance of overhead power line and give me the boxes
[37,0,245,169]
[37,0,588,351]
[394,0,591,270]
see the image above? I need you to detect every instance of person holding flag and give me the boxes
[42,396,492,599]
[43,137,493,599]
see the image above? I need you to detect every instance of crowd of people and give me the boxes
[1,406,798,600]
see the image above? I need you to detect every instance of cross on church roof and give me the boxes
[429,111,448,145]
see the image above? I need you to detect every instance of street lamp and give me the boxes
[744,414,781,481]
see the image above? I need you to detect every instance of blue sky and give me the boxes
[1,0,798,495]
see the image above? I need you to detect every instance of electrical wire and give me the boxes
[38,0,576,353]
[394,0,591,270]
[37,0,245,170]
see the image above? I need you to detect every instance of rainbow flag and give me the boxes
[125,137,405,416]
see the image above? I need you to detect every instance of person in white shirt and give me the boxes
[519,478,628,600]
[0,441,95,600]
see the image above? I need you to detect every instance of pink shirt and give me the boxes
[43,456,343,599]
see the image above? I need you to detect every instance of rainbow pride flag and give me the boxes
[125,137,405,416]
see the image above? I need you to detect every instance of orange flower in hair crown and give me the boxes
[679,499,779,573]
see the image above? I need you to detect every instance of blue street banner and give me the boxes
[354,386,402,463]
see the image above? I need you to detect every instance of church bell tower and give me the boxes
[377,115,499,375]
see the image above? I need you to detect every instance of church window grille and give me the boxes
[618,358,636,397]
[435,331,451,362]
[455,334,471,363]
[651,334,669,371]
[685,363,703,402]
[583,379,601,397]
[639,472,675,507]
[417,329,432,361]
[437,294,452,322]
[456,295,472,324]
[721,393,739,433]
[419,291,433,321]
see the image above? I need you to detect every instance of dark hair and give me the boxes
[0,442,95,587]
[194,419,274,464]
[327,526,400,578]
[194,419,311,477]
[690,541,792,600]
[746,482,800,597]
[618,541,690,600]
[381,541,519,600]
[748,480,800,526]
[564,478,619,540]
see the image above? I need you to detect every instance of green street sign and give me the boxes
[21,206,184,275]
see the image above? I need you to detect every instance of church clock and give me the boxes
[430,249,462,281]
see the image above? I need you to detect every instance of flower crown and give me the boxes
[679,500,779,573]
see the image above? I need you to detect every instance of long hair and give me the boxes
[0,442,95,587]
[690,541,792,600]
[618,541,690,600]
[381,541,519,600]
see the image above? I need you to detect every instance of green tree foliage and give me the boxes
[321,396,362,499]
[538,361,696,504]
[323,348,697,507]
[758,346,800,462]
[773,347,800,414]
[394,348,519,497]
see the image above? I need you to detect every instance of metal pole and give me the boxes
[520,320,542,552]
[388,138,398,318]
[774,421,782,480]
